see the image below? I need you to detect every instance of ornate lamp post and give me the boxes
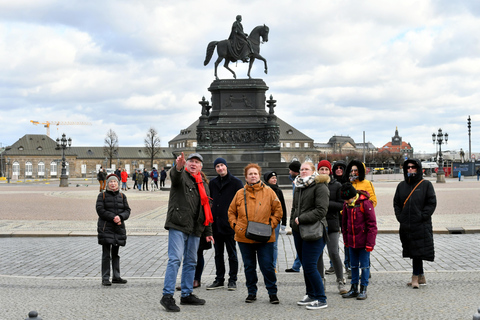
[56,133,72,187]
[432,128,448,183]
[467,116,472,161]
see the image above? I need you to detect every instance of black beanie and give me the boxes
[289,161,301,173]
[340,182,357,200]
[213,157,227,169]
[264,171,277,183]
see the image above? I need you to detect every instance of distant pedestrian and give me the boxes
[160,167,167,188]
[121,169,128,191]
[150,167,159,189]
[143,168,149,191]
[136,169,143,191]
[458,170,461,181]
[394,159,436,289]
[96,173,130,286]
[340,183,377,300]
[97,167,107,192]
[477,168,480,181]
[132,170,137,189]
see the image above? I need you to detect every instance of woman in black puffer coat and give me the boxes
[96,174,131,286]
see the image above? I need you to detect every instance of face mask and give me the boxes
[407,172,416,177]
[349,175,358,182]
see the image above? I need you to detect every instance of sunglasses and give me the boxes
[351,169,358,172]
[407,165,417,169]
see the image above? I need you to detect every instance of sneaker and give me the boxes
[269,294,280,304]
[160,294,180,312]
[112,278,127,284]
[279,226,286,234]
[325,267,335,275]
[306,300,328,310]
[337,279,347,294]
[206,281,224,290]
[285,268,300,273]
[227,281,237,291]
[297,295,316,306]
[102,280,111,286]
[180,293,205,305]
[245,294,257,303]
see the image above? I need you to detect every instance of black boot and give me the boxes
[342,284,359,298]
[357,285,367,300]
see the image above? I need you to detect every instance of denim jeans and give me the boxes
[349,247,370,286]
[273,224,280,269]
[293,231,326,302]
[162,228,200,297]
[292,255,302,271]
[213,233,238,283]
[238,242,277,296]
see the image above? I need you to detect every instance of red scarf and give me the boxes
[186,169,213,226]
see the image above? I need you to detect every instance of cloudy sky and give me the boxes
[1,0,480,156]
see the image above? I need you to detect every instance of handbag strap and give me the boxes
[403,179,424,208]
[244,188,249,222]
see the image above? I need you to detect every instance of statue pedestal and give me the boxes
[197,79,289,184]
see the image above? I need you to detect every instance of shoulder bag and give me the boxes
[297,187,324,241]
[243,188,272,242]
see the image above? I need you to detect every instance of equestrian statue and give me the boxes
[204,15,269,80]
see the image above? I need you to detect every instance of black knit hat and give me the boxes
[264,171,277,183]
[340,182,357,200]
[289,161,301,173]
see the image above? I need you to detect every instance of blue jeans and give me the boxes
[122,182,127,189]
[273,224,280,269]
[162,229,200,297]
[349,247,370,286]
[238,242,277,296]
[293,231,326,302]
[213,233,238,283]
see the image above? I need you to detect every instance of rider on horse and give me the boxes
[228,15,254,63]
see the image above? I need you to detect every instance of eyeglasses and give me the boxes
[407,166,417,169]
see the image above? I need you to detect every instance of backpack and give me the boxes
[153,170,158,178]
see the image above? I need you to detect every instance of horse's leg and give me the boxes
[247,57,255,79]
[214,56,223,80]
[253,54,268,75]
[223,60,236,79]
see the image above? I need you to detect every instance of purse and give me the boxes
[299,220,323,241]
[243,189,272,242]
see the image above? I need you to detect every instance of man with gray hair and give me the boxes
[160,152,214,313]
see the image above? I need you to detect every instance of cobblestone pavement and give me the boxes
[1,177,480,319]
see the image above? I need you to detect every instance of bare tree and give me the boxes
[144,127,161,168]
[104,129,119,167]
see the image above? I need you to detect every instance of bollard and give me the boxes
[26,310,42,320]
[473,307,480,320]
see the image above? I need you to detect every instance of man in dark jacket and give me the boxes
[206,158,243,291]
[394,159,436,289]
[160,167,167,188]
[161,152,214,313]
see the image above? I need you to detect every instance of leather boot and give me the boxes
[357,285,367,300]
[342,284,359,298]
[418,274,427,285]
[411,275,419,289]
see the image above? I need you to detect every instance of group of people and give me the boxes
[95,153,437,313]
[97,167,167,192]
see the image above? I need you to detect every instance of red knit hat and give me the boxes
[317,160,332,174]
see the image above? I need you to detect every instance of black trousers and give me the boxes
[102,244,120,281]
[213,233,238,282]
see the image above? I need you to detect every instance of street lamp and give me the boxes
[467,116,472,162]
[6,157,10,184]
[56,133,72,187]
[432,128,448,183]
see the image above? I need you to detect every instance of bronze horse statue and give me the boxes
[204,25,269,80]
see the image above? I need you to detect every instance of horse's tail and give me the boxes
[204,41,218,66]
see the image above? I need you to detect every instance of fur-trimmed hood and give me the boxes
[315,173,331,185]
[346,160,366,182]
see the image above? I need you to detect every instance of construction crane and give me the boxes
[30,120,92,137]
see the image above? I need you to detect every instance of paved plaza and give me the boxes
[1,176,480,319]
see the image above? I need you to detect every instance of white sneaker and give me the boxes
[306,300,328,310]
[297,295,316,306]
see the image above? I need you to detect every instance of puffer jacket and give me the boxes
[164,165,212,237]
[394,159,436,261]
[346,160,377,207]
[341,191,377,249]
[96,190,130,246]
[290,174,329,234]
[228,181,282,243]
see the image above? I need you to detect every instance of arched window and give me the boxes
[38,162,45,177]
[13,162,20,175]
[305,156,313,163]
[25,161,33,176]
[50,161,57,176]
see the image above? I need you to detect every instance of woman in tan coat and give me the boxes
[228,163,283,305]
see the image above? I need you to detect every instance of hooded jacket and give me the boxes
[346,160,377,207]
[325,174,343,233]
[393,159,436,261]
[332,160,348,183]
[96,190,130,246]
[341,190,377,249]
[228,181,283,243]
[290,174,329,234]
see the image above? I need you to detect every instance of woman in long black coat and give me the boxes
[96,174,131,286]
[394,159,436,289]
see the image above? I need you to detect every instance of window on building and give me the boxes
[285,142,291,148]
[280,142,284,147]
[50,162,57,176]
[295,143,300,148]
[25,162,33,176]
[38,162,45,176]
[192,142,197,147]
[13,162,20,175]
[304,143,309,147]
